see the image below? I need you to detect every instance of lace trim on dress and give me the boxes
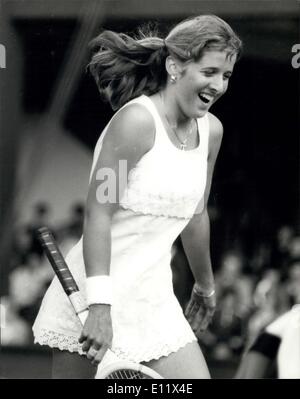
[118,157,206,218]
[113,335,197,363]
[33,329,85,356]
[120,186,202,219]
[33,328,197,363]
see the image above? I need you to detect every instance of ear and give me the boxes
[165,56,181,78]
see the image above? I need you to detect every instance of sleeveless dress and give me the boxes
[32,94,210,363]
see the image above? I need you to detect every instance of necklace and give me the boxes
[160,93,195,151]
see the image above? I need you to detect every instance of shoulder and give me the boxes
[207,112,223,158]
[207,112,223,143]
[265,310,293,337]
[103,101,155,153]
[115,101,155,126]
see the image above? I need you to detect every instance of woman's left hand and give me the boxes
[185,283,216,337]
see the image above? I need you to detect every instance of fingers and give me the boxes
[86,346,99,361]
[81,336,101,353]
[186,298,216,337]
[93,346,109,366]
[86,344,109,366]
[185,299,199,321]
[83,339,110,365]
[82,338,92,353]
[196,312,212,334]
[78,331,87,344]
[195,307,215,335]
[79,329,112,365]
[80,334,111,361]
[79,307,113,366]
[190,307,205,333]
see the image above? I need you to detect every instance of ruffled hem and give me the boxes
[33,328,197,363]
[33,329,86,356]
[113,336,197,363]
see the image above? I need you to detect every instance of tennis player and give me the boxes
[33,15,242,379]
[235,305,300,379]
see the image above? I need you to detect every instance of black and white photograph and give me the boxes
[0,0,299,382]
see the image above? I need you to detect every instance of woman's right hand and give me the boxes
[78,304,113,366]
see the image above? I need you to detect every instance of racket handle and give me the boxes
[37,226,88,319]
[37,227,79,295]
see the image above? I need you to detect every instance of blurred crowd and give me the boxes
[1,201,300,368]
[0,202,84,347]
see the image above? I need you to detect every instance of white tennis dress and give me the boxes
[33,94,210,363]
[266,305,300,378]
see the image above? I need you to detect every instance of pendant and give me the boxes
[180,143,187,150]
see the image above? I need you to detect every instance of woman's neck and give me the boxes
[158,90,191,129]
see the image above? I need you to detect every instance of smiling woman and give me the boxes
[32,14,242,379]
[160,50,236,122]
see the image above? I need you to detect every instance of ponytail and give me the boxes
[87,30,168,110]
[88,15,242,110]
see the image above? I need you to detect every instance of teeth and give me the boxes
[199,94,210,104]
[199,93,213,102]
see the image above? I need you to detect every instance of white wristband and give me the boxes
[86,276,113,306]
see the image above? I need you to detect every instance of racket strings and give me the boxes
[106,369,152,379]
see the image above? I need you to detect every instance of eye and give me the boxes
[223,74,232,81]
[202,70,214,77]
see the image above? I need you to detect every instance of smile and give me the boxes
[198,92,214,104]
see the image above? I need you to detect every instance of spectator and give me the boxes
[283,259,300,305]
[245,269,289,350]
[9,253,54,327]
[235,305,300,379]
[215,250,254,320]
[288,236,300,260]
[56,202,85,241]
[0,296,31,346]
[270,225,294,273]
[25,202,52,258]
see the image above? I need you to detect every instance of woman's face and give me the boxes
[174,50,236,118]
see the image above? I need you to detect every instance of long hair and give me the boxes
[88,15,242,110]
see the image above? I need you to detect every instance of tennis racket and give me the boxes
[37,226,163,379]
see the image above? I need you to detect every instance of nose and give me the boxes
[209,75,225,95]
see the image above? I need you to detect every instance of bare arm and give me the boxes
[79,103,155,364]
[180,113,223,334]
[83,104,154,278]
[235,352,274,379]
[181,113,223,290]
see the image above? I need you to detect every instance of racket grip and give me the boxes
[37,226,89,319]
[37,227,79,296]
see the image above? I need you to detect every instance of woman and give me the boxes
[33,14,242,379]
[235,305,300,379]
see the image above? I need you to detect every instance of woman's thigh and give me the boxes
[52,349,97,379]
[142,341,210,379]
